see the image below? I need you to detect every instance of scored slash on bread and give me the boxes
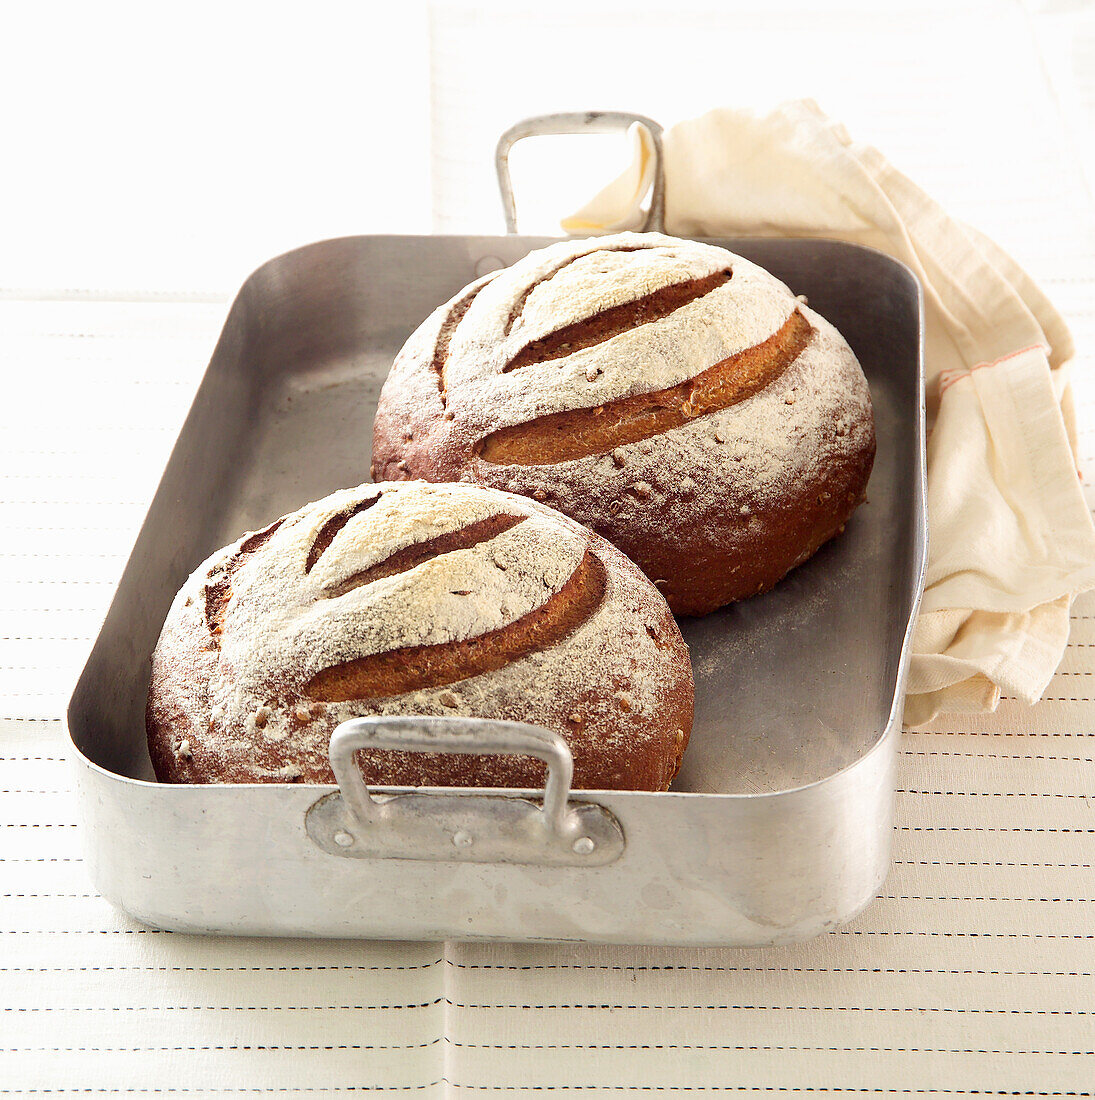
[479,309,812,465]
[502,268,732,373]
[372,232,876,616]
[306,550,606,701]
[204,518,283,641]
[147,481,694,790]
[320,512,525,597]
[304,489,383,572]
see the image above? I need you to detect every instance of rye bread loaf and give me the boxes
[371,232,876,616]
[147,481,694,791]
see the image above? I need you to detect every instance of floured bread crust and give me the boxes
[147,481,694,790]
[372,233,876,615]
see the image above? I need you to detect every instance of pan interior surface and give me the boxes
[69,234,922,797]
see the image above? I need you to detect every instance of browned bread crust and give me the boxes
[371,233,876,616]
[147,482,694,791]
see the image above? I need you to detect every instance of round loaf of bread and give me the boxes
[371,232,876,616]
[147,481,694,791]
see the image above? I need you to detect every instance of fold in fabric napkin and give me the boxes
[563,100,1095,724]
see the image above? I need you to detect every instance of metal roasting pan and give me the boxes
[67,114,926,946]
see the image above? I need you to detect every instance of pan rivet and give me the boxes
[334,831,354,848]
[573,836,595,855]
[452,830,475,849]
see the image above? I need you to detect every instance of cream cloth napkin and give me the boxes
[563,100,1095,724]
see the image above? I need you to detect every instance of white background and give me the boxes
[2,0,1093,294]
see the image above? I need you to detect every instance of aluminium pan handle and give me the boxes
[495,110,666,235]
[305,716,624,866]
[330,716,572,830]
